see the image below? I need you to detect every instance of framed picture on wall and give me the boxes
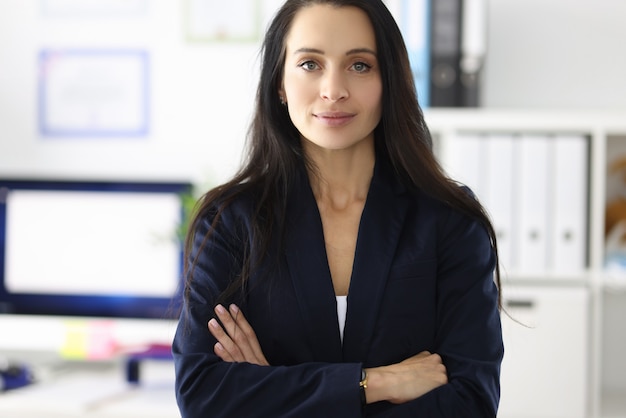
[38,49,150,138]
[39,0,149,18]
[184,0,261,42]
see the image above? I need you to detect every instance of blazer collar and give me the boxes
[285,158,409,362]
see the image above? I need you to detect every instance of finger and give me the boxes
[229,304,269,365]
[420,354,448,385]
[214,342,235,362]
[214,305,261,364]
[208,318,245,362]
[423,353,445,368]
[208,318,242,360]
[214,304,238,336]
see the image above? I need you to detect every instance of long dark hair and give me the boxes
[184,0,501,308]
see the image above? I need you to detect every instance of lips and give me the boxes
[314,111,355,127]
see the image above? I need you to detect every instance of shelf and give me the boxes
[424,109,626,418]
[424,108,626,133]
[500,271,590,285]
[601,275,626,291]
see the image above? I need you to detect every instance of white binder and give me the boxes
[440,133,485,199]
[483,134,515,273]
[515,134,551,274]
[550,134,588,274]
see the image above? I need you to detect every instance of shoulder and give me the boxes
[204,183,258,219]
[404,186,453,223]
[191,183,260,243]
[406,185,490,246]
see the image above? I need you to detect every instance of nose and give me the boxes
[320,68,349,102]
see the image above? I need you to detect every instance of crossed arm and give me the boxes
[208,303,449,405]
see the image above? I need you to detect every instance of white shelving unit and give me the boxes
[424,108,626,418]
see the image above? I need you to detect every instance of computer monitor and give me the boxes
[0,178,192,319]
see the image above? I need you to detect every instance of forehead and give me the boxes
[285,4,377,54]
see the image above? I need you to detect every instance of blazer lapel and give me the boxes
[285,172,343,361]
[284,161,409,363]
[342,162,409,362]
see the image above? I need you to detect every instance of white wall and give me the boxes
[0,0,271,186]
[482,0,626,109]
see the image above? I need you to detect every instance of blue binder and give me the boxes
[384,0,431,108]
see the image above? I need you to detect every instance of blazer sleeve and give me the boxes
[368,206,504,418]
[172,205,364,418]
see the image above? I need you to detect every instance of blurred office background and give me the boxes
[1,0,625,182]
[1,1,626,417]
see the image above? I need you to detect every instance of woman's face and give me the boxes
[280,4,383,152]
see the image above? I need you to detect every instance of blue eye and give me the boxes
[352,62,371,73]
[299,61,319,71]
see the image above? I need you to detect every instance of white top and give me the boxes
[336,295,348,343]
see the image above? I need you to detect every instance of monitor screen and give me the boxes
[0,178,192,319]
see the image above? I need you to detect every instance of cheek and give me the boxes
[363,86,383,118]
[285,86,316,107]
[283,71,321,104]
[352,77,382,105]
[369,84,383,108]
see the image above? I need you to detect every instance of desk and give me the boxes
[0,358,180,418]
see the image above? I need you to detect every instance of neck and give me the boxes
[305,141,375,210]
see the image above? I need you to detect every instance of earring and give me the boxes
[279,96,287,105]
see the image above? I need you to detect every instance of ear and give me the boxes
[278,88,287,105]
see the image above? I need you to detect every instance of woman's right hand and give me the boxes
[364,351,448,404]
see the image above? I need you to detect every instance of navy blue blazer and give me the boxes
[172,160,504,417]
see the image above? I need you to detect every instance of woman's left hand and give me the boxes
[208,304,269,366]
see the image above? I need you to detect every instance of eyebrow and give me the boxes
[294,47,377,56]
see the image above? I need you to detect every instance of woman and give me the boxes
[172,1,504,416]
